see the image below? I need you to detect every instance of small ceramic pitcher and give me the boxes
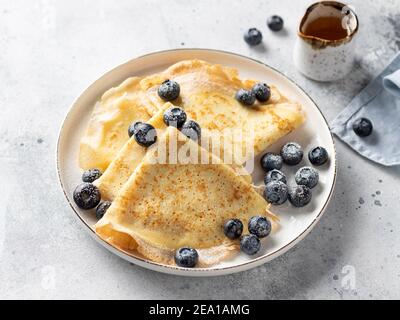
[293,1,359,82]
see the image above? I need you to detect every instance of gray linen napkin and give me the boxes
[330,52,400,166]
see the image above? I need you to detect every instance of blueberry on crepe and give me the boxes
[158,79,180,101]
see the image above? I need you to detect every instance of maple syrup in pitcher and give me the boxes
[302,16,349,40]
[293,1,359,81]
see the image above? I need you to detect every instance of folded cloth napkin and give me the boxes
[330,52,400,166]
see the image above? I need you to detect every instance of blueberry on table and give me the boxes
[263,180,288,205]
[163,107,187,128]
[240,234,261,255]
[82,168,102,183]
[129,121,157,147]
[260,152,283,172]
[158,79,180,101]
[353,117,373,137]
[244,28,263,46]
[73,183,101,210]
[308,146,329,166]
[248,216,271,238]
[181,120,201,141]
[174,247,199,268]
[236,88,256,106]
[267,15,284,31]
[281,142,303,165]
[289,185,312,207]
[252,83,271,102]
[223,219,243,240]
[264,169,287,185]
[96,201,112,219]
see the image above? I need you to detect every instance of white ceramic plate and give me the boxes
[57,49,336,276]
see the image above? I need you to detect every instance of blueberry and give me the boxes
[129,121,157,147]
[308,146,329,166]
[248,216,271,238]
[267,15,284,31]
[158,79,180,101]
[289,185,312,207]
[281,142,303,165]
[181,120,201,141]
[223,219,243,240]
[73,183,101,210]
[82,168,102,183]
[163,107,187,128]
[260,152,283,172]
[252,83,271,102]
[263,180,288,205]
[236,88,256,105]
[244,28,262,46]
[353,117,373,137]
[240,234,261,255]
[264,169,287,185]
[96,201,112,219]
[128,121,139,138]
[174,247,199,268]
[295,166,319,189]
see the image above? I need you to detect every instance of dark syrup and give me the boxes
[303,16,349,40]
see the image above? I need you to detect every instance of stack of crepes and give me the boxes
[79,60,305,266]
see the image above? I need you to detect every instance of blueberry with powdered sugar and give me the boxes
[264,169,287,185]
[248,216,271,238]
[260,152,283,172]
[73,183,101,210]
[96,201,112,219]
[263,180,288,205]
[82,168,102,183]
[174,247,199,268]
[295,166,319,189]
[158,79,180,101]
[236,88,256,106]
[289,185,312,207]
[240,234,261,255]
[223,219,243,240]
[181,120,201,141]
[281,142,303,165]
[129,121,157,147]
[252,83,271,102]
[308,146,328,166]
[163,107,187,128]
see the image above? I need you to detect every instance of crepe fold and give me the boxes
[80,59,305,172]
[90,60,305,200]
[95,127,273,266]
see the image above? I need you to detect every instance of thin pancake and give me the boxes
[80,60,304,172]
[95,102,252,201]
[79,77,157,171]
[139,60,305,156]
[95,127,272,266]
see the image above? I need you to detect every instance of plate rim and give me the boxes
[56,48,337,276]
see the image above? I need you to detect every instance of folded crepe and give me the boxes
[79,77,156,171]
[95,127,274,266]
[139,59,305,156]
[80,60,305,172]
[95,102,252,200]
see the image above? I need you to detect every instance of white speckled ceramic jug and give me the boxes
[293,1,359,82]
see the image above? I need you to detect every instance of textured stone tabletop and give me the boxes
[0,0,399,299]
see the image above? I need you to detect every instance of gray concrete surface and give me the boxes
[0,0,399,299]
